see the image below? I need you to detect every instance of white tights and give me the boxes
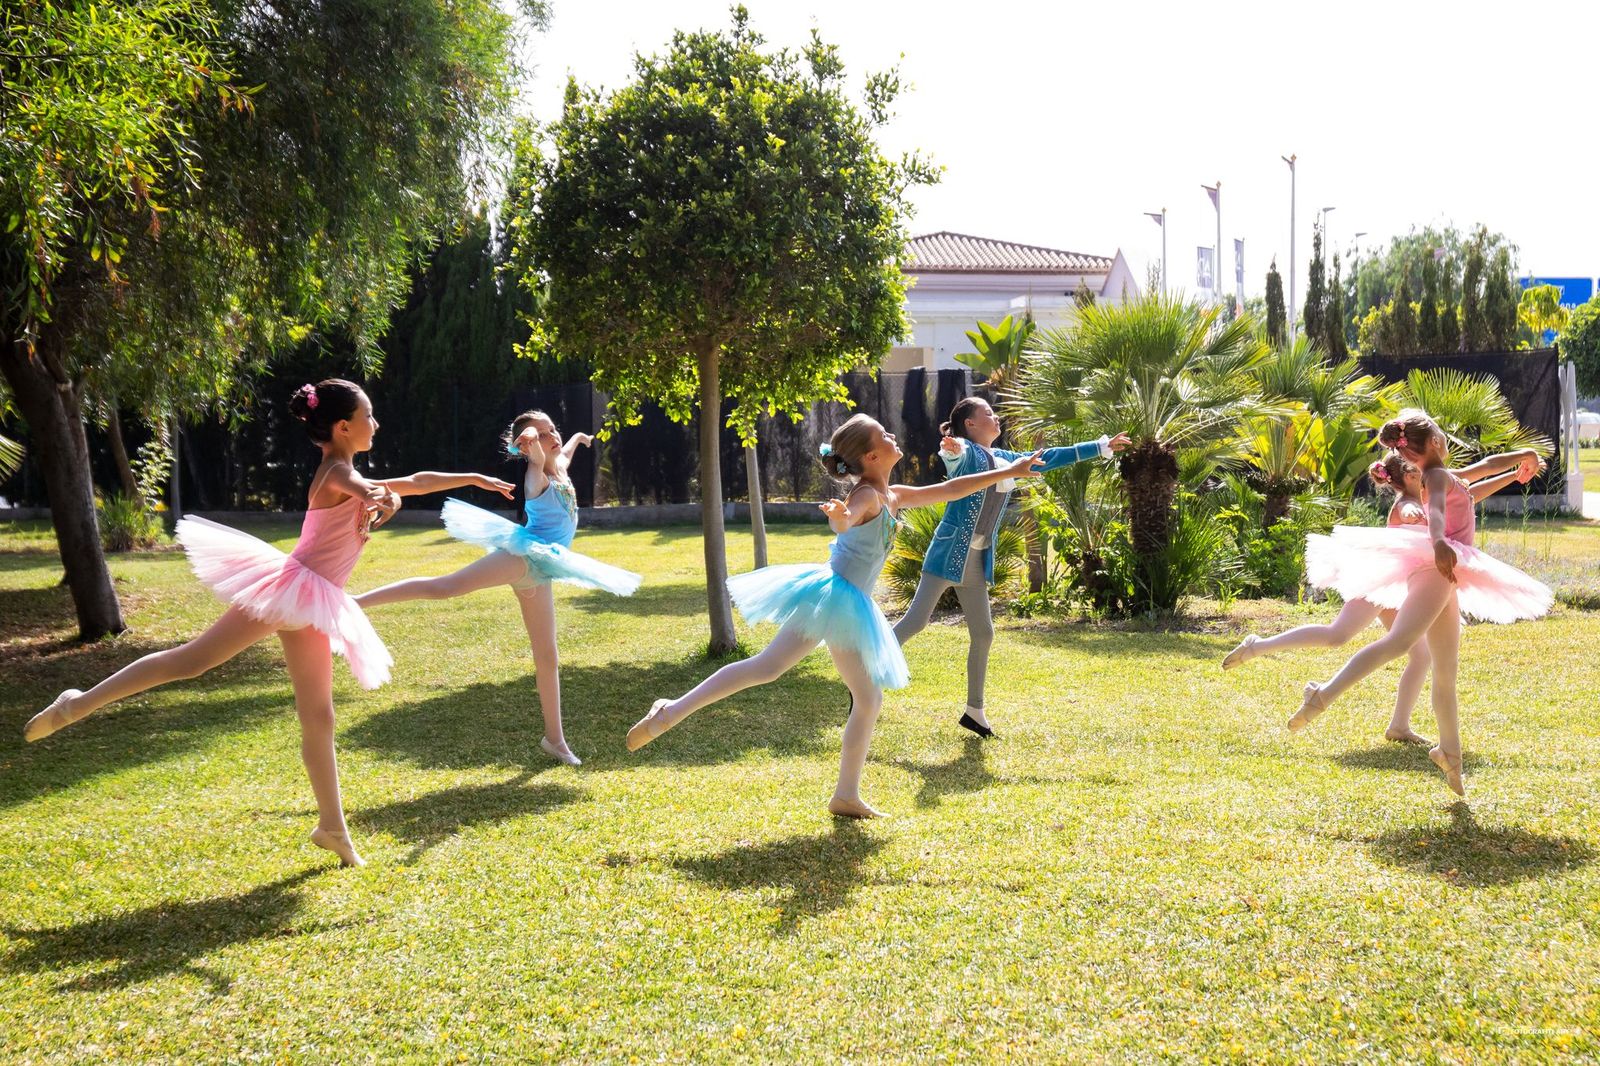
[1313,569,1463,758]
[50,607,353,836]
[654,620,884,805]
[356,550,567,749]
[1251,598,1432,734]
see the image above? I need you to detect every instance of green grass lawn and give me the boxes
[1579,444,1600,483]
[4,519,1600,1061]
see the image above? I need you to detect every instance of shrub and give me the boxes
[98,493,165,552]
[883,502,1024,609]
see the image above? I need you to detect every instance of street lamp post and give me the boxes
[1321,206,1336,251]
[1282,154,1296,337]
[1145,208,1167,294]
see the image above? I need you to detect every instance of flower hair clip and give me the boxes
[1369,461,1391,483]
[818,443,834,457]
[298,384,319,410]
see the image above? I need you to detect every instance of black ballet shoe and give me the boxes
[958,712,994,739]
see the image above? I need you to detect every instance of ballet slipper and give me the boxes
[310,826,366,868]
[1384,727,1431,746]
[23,689,85,743]
[626,699,674,752]
[540,736,582,766]
[1222,634,1261,671]
[1287,682,1327,733]
[828,795,886,819]
[1428,746,1466,798]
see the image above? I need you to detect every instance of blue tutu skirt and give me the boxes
[441,499,641,596]
[728,564,910,690]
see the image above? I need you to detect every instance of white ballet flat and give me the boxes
[24,689,84,742]
[540,736,582,766]
[1222,635,1260,671]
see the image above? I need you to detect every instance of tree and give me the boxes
[2,0,543,639]
[1303,225,1326,343]
[1378,271,1418,356]
[1266,260,1287,347]
[516,8,935,653]
[1518,284,1569,348]
[1011,292,1273,607]
[1560,296,1600,396]
[1417,253,1441,352]
[1460,227,1490,352]
[1325,254,1348,360]
[1483,248,1520,350]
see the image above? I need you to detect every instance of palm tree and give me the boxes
[1391,368,1553,460]
[1009,292,1277,559]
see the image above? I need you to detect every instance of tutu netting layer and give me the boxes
[728,564,910,690]
[175,516,393,688]
[441,498,641,596]
[1307,525,1552,624]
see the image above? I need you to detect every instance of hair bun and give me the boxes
[1368,460,1390,483]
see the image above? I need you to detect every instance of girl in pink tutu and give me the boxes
[1224,449,1537,745]
[356,410,640,767]
[1284,409,1550,795]
[23,379,514,867]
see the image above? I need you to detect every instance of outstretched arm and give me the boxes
[376,471,516,499]
[1453,447,1542,483]
[556,432,594,476]
[892,450,1046,510]
[819,484,883,534]
[1466,454,1544,501]
[996,432,1131,471]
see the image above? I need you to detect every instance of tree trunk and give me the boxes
[745,443,768,570]
[1022,498,1046,592]
[105,404,141,502]
[0,338,126,639]
[697,339,738,654]
[1263,491,1291,529]
[1120,440,1179,558]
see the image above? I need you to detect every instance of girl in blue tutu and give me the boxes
[357,410,640,766]
[626,414,1045,818]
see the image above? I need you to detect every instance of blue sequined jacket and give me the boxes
[921,437,1110,584]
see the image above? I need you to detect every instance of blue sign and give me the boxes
[1519,276,1595,307]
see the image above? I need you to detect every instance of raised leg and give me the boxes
[891,570,955,646]
[827,642,886,819]
[280,626,362,866]
[355,550,528,609]
[25,606,278,740]
[627,622,819,749]
[1234,597,1382,665]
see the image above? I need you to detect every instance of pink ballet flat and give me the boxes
[626,699,673,752]
[1222,634,1261,671]
[24,689,84,743]
[1428,746,1466,798]
[1287,682,1327,733]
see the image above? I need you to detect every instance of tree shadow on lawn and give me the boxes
[565,581,710,620]
[892,735,1000,809]
[667,821,888,934]
[1333,743,1495,775]
[350,772,583,864]
[1,867,344,994]
[1003,625,1228,662]
[1354,803,1594,886]
[0,667,292,814]
[344,658,851,774]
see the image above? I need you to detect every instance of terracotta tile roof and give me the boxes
[906,231,1113,274]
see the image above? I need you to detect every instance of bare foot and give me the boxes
[626,699,673,753]
[1384,728,1431,746]
[24,689,85,742]
[540,736,582,766]
[1428,746,1465,798]
[828,796,886,820]
[1287,682,1327,733]
[1222,634,1260,671]
[310,827,366,868]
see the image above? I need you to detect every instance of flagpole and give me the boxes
[1201,182,1221,305]
[1145,209,1167,294]
[1282,154,1297,338]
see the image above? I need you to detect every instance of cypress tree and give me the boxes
[1417,253,1441,352]
[1483,247,1519,349]
[1325,254,1348,359]
[1460,227,1489,351]
[1266,259,1287,347]
[1303,226,1326,342]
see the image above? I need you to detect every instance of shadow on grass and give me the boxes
[346,657,851,774]
[1,670,291,813]
[1,867,341,994]
[1362,803,1594,886]
[566,581,708,620]
[669,822,887,933]
[892,735,996,808]
[1333,743,1491,775]
[1004,626,1228,662]
[351,772,583,864]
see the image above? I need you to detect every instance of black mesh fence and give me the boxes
[1357,348,1563,494]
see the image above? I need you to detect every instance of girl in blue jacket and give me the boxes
[893,397,1128,738]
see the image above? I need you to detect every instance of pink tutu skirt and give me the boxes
[175,517,393,688]
[1306,525,1552,625]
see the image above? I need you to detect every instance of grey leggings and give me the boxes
[892,549,994,709]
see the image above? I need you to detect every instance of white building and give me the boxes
[889,231,1139,372]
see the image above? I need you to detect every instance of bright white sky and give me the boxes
[521,0,1598,302]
